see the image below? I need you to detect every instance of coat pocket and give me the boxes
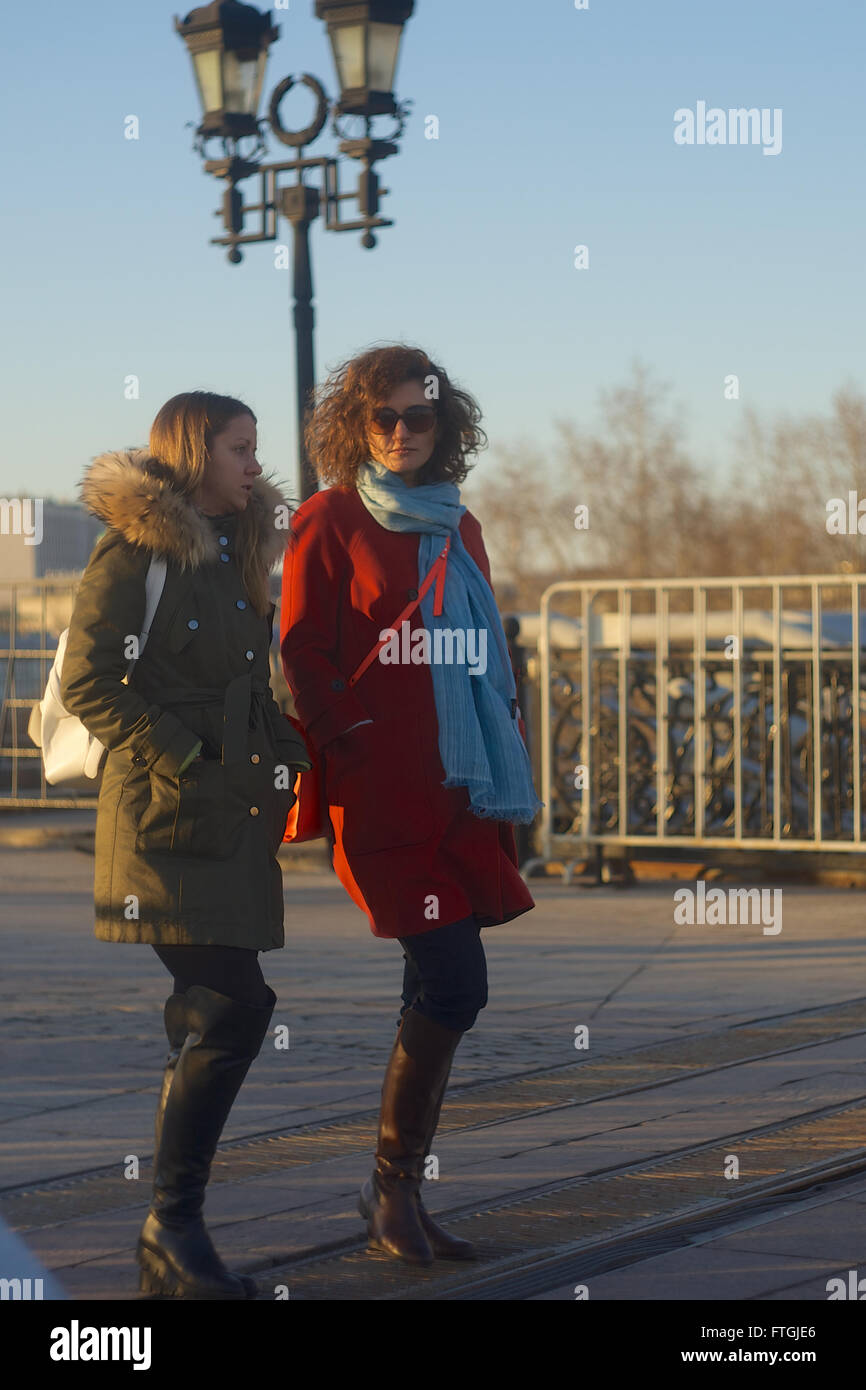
[324,715,433,855]
[267,778,298,855]
[135,761,245,860]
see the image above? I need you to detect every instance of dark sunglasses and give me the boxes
[370,405,436,434]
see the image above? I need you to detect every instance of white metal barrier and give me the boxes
[0,577,288,808]
[534,575,866,863]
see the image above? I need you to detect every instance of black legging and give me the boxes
[152,913,488,1031]
[152,945,271,1009]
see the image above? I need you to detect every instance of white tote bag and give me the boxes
[28,557,167,786]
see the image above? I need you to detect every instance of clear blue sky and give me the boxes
[2,0,863,501]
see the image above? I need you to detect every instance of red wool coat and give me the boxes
[279,486,536,939]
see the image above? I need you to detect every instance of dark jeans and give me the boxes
[152,945,270,1009]
[398,914,488,1034]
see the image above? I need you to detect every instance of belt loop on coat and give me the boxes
[222,674,267,764]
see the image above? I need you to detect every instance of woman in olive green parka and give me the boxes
[60,390,310,1301]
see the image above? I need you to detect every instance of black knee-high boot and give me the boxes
[153,993,186,1156]
[138,984,274,1299]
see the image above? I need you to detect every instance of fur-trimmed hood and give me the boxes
[80,448,292,571]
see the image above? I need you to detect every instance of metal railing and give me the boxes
[0,579,84,807]
[0,577,292,808]
[6,573,866,863]
[534,575,866,864]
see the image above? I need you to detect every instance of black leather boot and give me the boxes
[149,993,258,1299]
[153,993,187,1156]
[138,984,275,1300]
[359,1008,464,1265]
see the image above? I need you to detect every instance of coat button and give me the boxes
[220,553,230,563]
[132,753,145,766]
[219,536,229,546]
[331,678,345,690]
[187,618,199,630]
[245,649,255,661]
[250,753,260,764]
[407,587,419,600]
[249,806,259,816]
[236,599,247,610]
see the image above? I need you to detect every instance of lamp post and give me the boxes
[175,1,414,501]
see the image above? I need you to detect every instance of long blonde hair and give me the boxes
[149,390,271,616]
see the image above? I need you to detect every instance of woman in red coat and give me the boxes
[280,343,541,1266]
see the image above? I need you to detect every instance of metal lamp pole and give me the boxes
[175,1,415,501]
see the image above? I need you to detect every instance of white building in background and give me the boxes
[0,502,103,583]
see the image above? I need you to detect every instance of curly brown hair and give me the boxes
[305,343,488,488]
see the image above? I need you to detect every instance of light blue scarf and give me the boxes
[356,459,543,824]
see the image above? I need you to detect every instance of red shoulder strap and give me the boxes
[348,536,451,688]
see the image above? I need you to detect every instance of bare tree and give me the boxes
[466,364,866,605]
[550,360,715,579]
[730,383,866,575]
[462,445,575,608]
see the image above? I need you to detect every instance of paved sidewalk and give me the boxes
[1,846,865,1300]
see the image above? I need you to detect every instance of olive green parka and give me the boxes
[60,448,311,950]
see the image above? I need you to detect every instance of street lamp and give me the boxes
[174,0,415,501]
[174,1,277,140]
[317,0,410,117]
